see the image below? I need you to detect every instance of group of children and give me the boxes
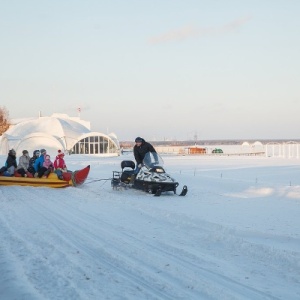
[0,149,69,180]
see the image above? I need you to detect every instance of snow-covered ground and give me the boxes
[0,154,300,300]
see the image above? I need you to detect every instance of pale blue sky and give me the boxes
[1,0,299,141]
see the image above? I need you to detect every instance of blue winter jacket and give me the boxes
[34,155,45,172]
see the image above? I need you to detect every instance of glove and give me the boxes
[138,163,142,168]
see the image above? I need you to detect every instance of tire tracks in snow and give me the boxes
[83,186,299,299]
[1,186,298,299]
[47,188,285,299]
[1,187,180,299]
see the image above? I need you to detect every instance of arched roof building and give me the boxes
[0,113,120,157]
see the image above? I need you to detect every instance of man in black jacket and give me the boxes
[129,137,158,183]
[133,137,157,175]
[134,137,156,165]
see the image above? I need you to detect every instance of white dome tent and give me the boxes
[0,113,120,157]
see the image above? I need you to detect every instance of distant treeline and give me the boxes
[120,139,300,148]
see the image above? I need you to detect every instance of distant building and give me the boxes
[187,146,206,155]
[212,148,223,154]
[0,113,120,156]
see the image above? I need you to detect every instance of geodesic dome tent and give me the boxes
[0,113,120,157]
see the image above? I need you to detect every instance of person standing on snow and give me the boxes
[133,137,157,174]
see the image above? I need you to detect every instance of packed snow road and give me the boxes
[0,155,300,299]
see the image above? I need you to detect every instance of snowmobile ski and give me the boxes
[178,185,188,196]
[153,185,187,197]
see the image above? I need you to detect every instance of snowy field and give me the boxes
[0,154,300,300]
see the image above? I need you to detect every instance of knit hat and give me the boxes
[57,150,64,157]
[135,137,143,143]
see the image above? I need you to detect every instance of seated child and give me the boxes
[54,150,69,180]
[38,154,54,178]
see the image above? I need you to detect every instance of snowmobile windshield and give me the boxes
[143,152,163,169]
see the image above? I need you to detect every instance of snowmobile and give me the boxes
[111,152,187,196]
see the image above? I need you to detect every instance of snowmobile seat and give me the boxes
[120,161,135,183]
[121,160,135,171]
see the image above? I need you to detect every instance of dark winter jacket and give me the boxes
[133,138,157,165]
[0,152,17,174]
[27,151,39,174]
[5,153,17,169]
[29,156,37,169]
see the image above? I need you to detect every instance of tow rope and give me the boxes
[84,178,111,185]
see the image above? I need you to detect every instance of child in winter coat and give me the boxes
[37,154,54,178]
[17,150,31,177]
[54,150,68,180]
[28,150,40,176]
[0,149,17,176]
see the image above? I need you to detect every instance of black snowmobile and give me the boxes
[111,152,187,196]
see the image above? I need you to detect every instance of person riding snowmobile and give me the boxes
[133,137,158,175]
[112,151,188,196]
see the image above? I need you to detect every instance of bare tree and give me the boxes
[0,106,10,136]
